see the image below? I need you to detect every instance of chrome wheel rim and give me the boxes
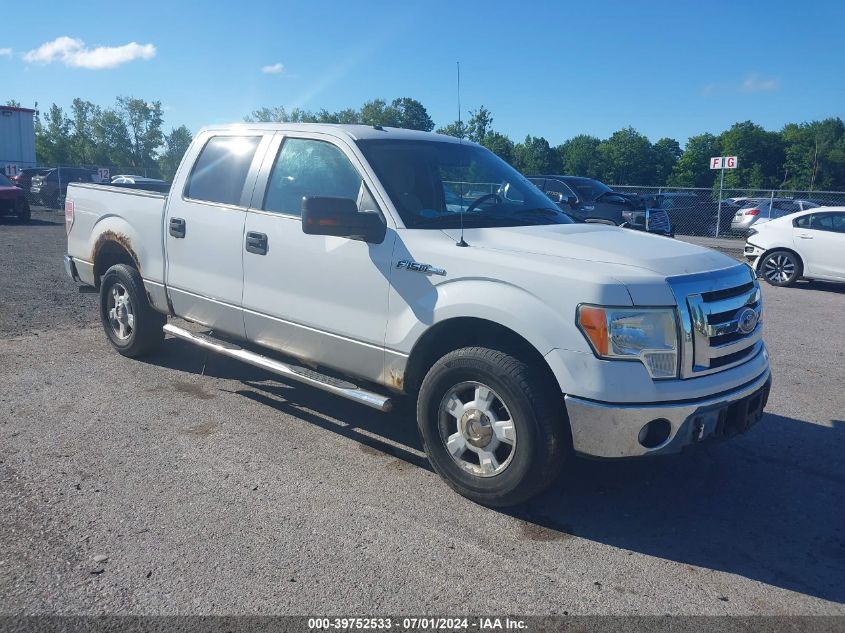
[438,381,516,478]
[764,254,795,284]
[107,282,135,340]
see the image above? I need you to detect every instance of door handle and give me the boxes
[797,234,813,239]
[169,217,186,238]
[245,231,268,255]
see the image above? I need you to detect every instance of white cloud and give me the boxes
[700,83,717,97]
[741,73,780,93]
[261,63,285,74]
[0,48,12,57]
[701,73,781,97]
[23,36,155,69]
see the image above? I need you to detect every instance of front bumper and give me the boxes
[745,242,764,261]
[564,368,771,458]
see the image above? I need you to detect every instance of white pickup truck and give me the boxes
[64,124,771,506]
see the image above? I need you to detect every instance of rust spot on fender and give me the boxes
[92,230,141,273]
[387,369,405,391]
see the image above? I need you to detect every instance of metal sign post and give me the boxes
[710,156,738,236]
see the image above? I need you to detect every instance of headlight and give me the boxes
[577,305,679,379]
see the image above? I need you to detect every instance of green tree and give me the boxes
[35,104,73,165]
[718,121,784,188]
[360,99,397,127]
[465,106,493,143]
[436,120,468,139]
[389,97,434,131]
[781,118,845,191]
[158,125,193,180]
[597,127,655,185]
[70,98,100,164]
[652,137,681,186]
[481,131,515,164]
[512,135,561,174]
[245,106,290,122]
[667,133,720,187]
[90,108,132,167]
[556,135,604,179]
[5,99,21,107]
[116,97,164,168]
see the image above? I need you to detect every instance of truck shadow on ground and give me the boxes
[144,338,845,607]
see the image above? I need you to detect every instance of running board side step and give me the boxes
[162,323,394,412]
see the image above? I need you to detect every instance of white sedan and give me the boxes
[745,206,845,286]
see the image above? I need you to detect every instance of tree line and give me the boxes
[19,94,845,191]
[247,98,845,191]
[9,97,193,180]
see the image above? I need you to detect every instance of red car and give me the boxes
[0,173,31,222]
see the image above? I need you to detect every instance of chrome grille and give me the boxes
[669,266,763,378]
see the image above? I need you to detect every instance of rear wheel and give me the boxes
[99,264,165,357]
[417,347,569,507]
[760,250,802,287]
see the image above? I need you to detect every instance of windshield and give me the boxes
[357,139,574,229]
[0,174,12,187]
[563,178,612,202]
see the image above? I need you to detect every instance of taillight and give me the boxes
[744,208,760,216]
[65,199,74,234]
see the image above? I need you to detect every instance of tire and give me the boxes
[417,346,569,507]
[15,198,30,223]
[99,264,165,357]
[760,250,802,287]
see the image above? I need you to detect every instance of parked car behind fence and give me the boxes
[730,199,819,235]
[614,186,845,238]
[9,168,51,202]
[30,168,99,209]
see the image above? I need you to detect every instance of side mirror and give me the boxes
[302,196,386,243]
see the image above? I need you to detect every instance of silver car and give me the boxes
[731,198,819,234]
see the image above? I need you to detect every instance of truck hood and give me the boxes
[441,223,736,277]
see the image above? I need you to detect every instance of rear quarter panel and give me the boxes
[67,183,168,285]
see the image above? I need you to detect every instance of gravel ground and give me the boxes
[1,210,843,615]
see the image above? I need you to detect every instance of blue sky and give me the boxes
[3,0,844,146]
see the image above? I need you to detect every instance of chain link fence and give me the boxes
[613,186,845,239]
[7,159,845,236]
[2,162,164,209]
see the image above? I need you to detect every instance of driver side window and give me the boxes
[263,138,363,217]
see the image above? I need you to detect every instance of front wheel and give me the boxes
[417,347,569,507]
[99,264,165,357]
[760,250,802,287]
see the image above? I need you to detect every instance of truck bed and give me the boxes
[66,182,169,288]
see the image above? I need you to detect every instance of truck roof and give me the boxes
[197,123,472,144]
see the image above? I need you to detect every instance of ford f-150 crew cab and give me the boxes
[64,124,771,506]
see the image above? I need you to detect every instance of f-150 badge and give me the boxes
[396,260,446,276]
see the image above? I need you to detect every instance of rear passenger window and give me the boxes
[262,138,362,216]
[809,213,842,232]
[186,136,261,206]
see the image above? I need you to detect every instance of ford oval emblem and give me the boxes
[736,307,759,334]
